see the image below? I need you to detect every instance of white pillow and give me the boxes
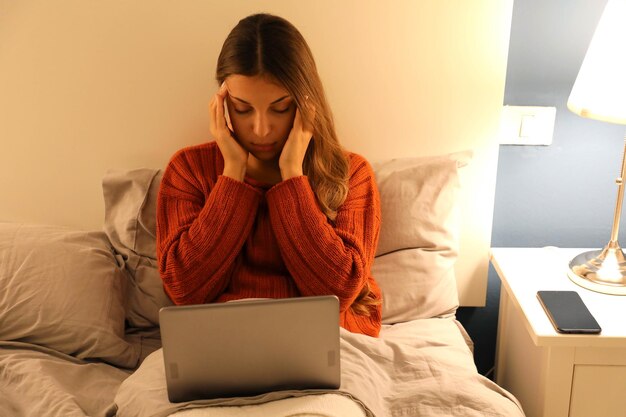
[372,151,471,323]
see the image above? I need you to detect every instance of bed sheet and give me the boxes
[109,318,524,417]
[0,341,129,417]
[1,319,523,417]
[0,328,161,417]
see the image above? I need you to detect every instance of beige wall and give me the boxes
[0,0,513,305]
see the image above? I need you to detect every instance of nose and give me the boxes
[252,112,271,138]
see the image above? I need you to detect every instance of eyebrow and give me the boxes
[230,95,291,105]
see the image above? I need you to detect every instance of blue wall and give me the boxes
[457,0,626,377]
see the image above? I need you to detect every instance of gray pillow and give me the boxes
[103,168,171,328]
[0,223,140,368]
[101,152,469,327]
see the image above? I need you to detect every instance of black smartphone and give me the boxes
[536,290,601,334]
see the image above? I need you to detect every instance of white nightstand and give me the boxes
[491,247,626,417]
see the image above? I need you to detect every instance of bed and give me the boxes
[0,153,523,417]
[0,1,520,416]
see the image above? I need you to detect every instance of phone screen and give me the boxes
[536,290,601,334]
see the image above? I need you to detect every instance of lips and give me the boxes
[250,142,277,152]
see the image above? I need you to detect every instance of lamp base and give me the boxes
[568,244,626,296]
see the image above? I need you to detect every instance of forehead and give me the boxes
[225,75,290,103]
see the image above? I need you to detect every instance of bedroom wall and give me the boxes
[457,0,626,376]
[0,1,514,307]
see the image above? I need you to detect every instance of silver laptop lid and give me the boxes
[159,295,341,403]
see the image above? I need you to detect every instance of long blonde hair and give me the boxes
[215,13,377,316]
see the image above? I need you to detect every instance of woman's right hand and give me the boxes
[209,82,248,181]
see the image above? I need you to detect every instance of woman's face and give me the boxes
[224,74,297,162]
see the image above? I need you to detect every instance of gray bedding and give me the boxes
[1,160,523,416]
[1,319,524,417]
[0,341,129,417]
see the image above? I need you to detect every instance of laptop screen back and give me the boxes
[159,295,341,402]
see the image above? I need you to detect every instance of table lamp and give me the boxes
[567,0,626,295]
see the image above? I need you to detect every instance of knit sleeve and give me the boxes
[156,147,261,305]
[265,155,381,314]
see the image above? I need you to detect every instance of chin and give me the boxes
[251,151,281,163]
[245,142,285,162]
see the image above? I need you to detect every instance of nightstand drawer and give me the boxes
[569,365,626,417]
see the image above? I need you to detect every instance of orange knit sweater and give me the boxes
[156,141,382,337]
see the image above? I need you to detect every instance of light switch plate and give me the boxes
[499,105,556,145]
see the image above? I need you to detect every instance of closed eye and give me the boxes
[273,107,291,114]
[233,108,252,115]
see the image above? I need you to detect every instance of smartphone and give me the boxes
[536,290,601,334]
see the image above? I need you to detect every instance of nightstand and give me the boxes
[491,247,626,417]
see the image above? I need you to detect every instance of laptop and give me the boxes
[159,295,341,403]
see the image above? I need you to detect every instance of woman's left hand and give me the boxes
[279,102,315,180]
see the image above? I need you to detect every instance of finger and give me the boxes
[215,94,230,135]
[215,91,225,126]
[298,96,314,131]
[218,81,227,96]
[209,92,217,113]
[209,84,223,111]
[209,99,217,136]
[301,104,315,136]
[210,84,225,125]
[209,93,227,138]
[218,83,235,131]
[293,107,302,131]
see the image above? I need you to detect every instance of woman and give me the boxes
[156,13,382,337]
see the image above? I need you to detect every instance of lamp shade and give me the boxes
[567,0,626,125]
